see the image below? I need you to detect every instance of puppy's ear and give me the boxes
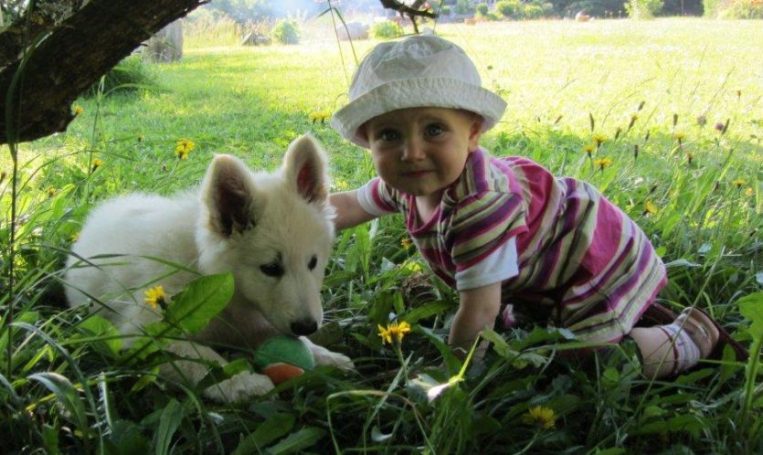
[282,134,329,204]
[201,154,256,237]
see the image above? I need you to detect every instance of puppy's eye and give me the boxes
[260,262,284,278]
[308,255,318,270]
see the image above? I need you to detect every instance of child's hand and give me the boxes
[448,283,502,356]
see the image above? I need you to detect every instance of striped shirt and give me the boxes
[356,148,667,343]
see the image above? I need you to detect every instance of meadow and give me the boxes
[1,16,762,453]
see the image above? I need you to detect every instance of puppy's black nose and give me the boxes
[291,319,317,336]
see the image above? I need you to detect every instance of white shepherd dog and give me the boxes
[64,134,352,402]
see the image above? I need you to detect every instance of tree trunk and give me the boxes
[0,0,206,144]
[143,20,184,63]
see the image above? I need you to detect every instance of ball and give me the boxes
[253,335,315,371]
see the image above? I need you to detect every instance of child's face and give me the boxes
[363,107,483,198]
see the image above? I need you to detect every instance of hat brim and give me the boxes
[331,78,507,147]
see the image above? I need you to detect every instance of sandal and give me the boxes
[639,303,748,361]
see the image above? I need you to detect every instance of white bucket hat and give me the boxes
[331,34,507,147]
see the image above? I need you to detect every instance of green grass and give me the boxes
[1,17,762,453]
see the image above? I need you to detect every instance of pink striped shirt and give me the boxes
[357,148,667,342]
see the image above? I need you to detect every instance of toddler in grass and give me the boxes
[329,34,734,378]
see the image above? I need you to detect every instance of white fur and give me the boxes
[64,134,352,402]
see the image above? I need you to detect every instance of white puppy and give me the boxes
[65,134,352,402]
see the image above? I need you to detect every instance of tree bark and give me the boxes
[0,0,207,144]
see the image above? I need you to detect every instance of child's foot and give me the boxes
[674,307,720,358]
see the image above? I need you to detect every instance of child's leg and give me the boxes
[629,307,720,378]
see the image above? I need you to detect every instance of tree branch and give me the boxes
[0,0,207,144]
[379,0,438,19]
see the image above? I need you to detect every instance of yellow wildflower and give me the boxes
[378,321,412,345]
[92,158,104,171]
[592,133,607,147]
[583,143,596,156]
[644,200,658,215]
[333,178,350,191]
[732,178,747,188]
[175,139,195,160]
[522,405,556,430]
[308,111,331,124]
[594,157,613,171]
[673,131,686,143]
[73,105,84,115]
[144,285,167,310]
[744,187,754,197]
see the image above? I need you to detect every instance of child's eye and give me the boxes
[377,128,401,142]
[424,124,445,138]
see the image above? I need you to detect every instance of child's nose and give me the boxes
[401,138,425,161]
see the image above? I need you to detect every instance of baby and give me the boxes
[329,35,736,378]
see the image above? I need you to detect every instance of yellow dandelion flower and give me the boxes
[732,178,747,188]
[144,285,167,310]
[401,237,413,250]
[92,158,104,171]
[644,200,658,215]
[333,178,350,191]
[594,157,613,170]
[522,405,556,430]
[175,139,195,160]
[673,131,686,143]
[73,105,84,115]
[592,133,607,147]
[583,143,596,156]
[308,111,331,124]
[378,321,412,345]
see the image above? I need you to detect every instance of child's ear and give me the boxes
[468,115,484,152]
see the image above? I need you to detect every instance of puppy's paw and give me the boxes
[203,371,274,403]
[311,345,355,371]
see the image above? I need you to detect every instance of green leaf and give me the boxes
[28,372,88,433]
[480,327,517,359]
[417,326,461,373]
[107,419,150,455]
[153,399,185,455]
[593,449,626,455]
[165,273,234,333]
[76,314,122,355]
[266,426,326,454]
[41,424,61,455]
[738,291,763,340]
[402,300,450,324]
[632,414,704,437]
[232,413,295,455]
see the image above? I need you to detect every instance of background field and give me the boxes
[2,17,762,453]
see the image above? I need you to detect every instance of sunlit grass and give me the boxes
[1,17,761,453]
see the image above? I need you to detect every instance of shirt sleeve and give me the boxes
[456,237,518,290]
[356,177,402,216]
[447,190,528,282]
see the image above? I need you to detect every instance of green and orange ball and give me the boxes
[253,335,315,385]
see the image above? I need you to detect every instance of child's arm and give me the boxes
[330,190,377,231]
[449,282,502,358]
